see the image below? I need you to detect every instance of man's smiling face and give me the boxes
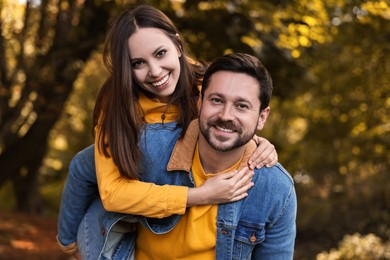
[199,70,269,152]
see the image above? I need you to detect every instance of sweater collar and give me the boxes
[139,92,179,124]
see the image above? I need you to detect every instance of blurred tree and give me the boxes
[168,0,306,91]
[0,0,112,212]
[262,0,390,255]
[39,52,108,213]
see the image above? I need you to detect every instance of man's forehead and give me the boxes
[206,71,260,97]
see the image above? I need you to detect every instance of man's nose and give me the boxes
[218,104,235,121]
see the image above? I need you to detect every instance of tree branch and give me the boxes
[36,0,49,49]
[0,11,9,86]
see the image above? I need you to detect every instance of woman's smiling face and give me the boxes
[128,27,182,103]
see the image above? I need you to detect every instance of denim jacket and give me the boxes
[59,121,296,259]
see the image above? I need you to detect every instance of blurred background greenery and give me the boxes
[0,0,389,259]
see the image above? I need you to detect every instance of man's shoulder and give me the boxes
[253,162,294,186]
[250,163,295,202]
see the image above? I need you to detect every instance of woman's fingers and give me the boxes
[249,136,278,169]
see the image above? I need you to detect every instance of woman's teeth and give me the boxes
[152,74,169,87]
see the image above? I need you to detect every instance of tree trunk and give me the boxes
[0,0,112,213]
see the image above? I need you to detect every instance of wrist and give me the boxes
[187,187,209,206]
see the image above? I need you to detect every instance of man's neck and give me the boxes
[197,136,247,174]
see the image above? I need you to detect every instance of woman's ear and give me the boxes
[257,106,270,131]
[175,33,182,57]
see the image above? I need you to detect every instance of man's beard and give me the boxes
[199,118,256,152]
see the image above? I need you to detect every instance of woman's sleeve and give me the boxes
[95,139,188,219]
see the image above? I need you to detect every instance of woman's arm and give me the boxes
[96,143,188,218]
[96,145,254,217]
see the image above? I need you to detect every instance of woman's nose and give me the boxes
[148,62,162,77]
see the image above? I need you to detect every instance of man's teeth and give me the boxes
[152,74,169,87]
[216,126,234,133]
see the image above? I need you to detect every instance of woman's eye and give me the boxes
[156,50,167,58]
[131,60,144,68]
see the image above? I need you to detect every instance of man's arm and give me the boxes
[252,186,297,259]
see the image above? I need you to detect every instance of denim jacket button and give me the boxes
[250,234,256,243]
[220,229,229,235]
[101,228,105,236]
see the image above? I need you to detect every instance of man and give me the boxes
[79,53,296,259]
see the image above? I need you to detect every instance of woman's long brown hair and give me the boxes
[93,5,207,180]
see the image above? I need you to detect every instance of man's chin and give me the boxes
[209,141,236,152]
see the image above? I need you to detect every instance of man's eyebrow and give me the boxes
[235,96,252,103]
[208,92,252,104]
[207,92,224,97]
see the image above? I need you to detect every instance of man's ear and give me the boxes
[257,106,270,131]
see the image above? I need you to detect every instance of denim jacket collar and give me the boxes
[167,119,257,173]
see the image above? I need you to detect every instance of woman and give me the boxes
[57,5,278,258]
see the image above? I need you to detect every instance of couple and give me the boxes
[57,5,296,260]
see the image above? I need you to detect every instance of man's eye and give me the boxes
[156,50,167,58]
[211,98,222,104]
[237,104,249,110]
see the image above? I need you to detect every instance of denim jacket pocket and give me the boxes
[235,220,265,244]
[232,221,265,259]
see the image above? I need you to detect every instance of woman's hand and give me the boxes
[187,167,254,206]
[248,135,278,170]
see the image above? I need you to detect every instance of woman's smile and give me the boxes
[151,73,170,88]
